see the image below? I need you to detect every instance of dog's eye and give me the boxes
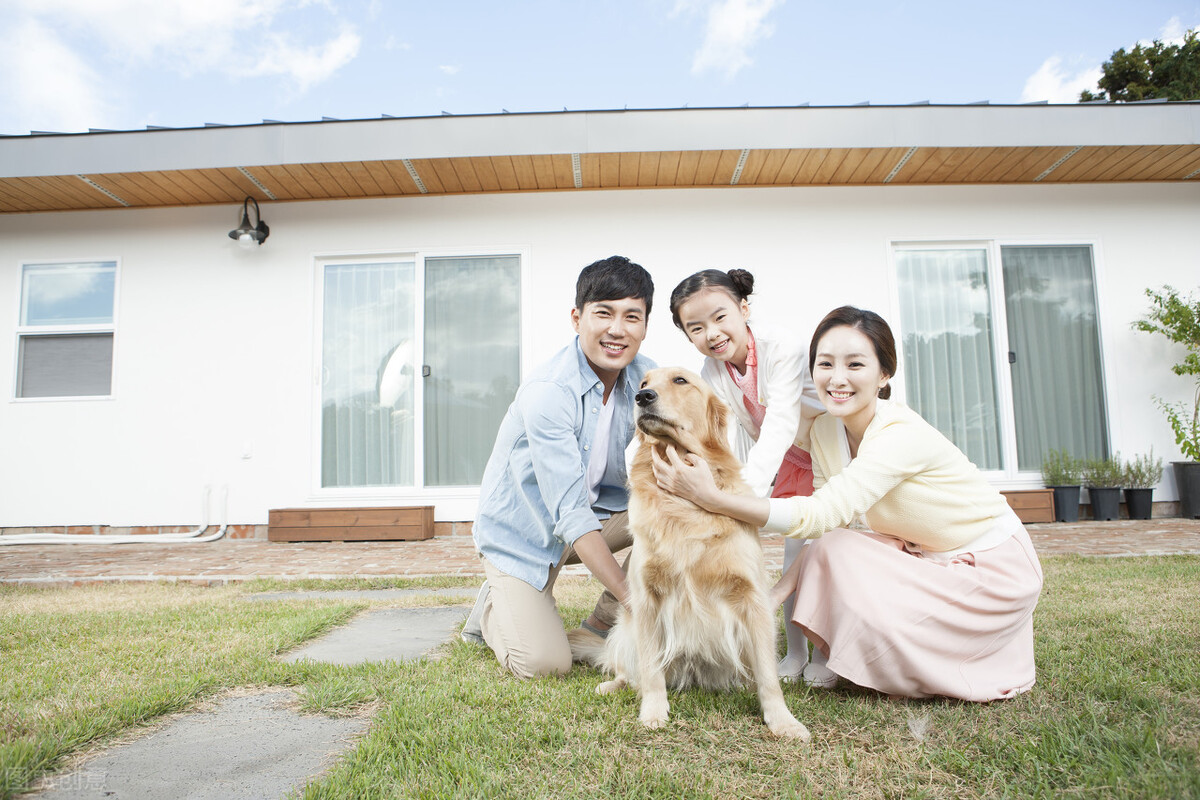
[640,380,648,389]
[672,376,688,385]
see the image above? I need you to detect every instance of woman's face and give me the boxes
[812,325,890,431]
[676,288,751,368]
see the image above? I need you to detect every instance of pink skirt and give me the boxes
[789,518,1043,701]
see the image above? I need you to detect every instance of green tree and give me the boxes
[1080,28,1200,102]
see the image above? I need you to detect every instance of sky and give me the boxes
[1,0,1198,136]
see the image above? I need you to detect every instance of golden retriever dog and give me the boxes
[570,367,810,740]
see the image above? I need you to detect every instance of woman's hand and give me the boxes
[651,446,719,510]
[651,445,773,529]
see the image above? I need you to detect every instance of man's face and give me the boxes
[571,296,648,385]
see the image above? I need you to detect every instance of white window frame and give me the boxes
[308,246,530,517]
[888,237,1111,487]
[12,258,120,403]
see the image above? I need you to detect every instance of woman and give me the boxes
[669,269,824,680]
[653,306,1044,701]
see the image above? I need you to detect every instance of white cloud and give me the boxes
[1020,56,1103,104]
[676,0,783,80]
[438,65,460,76]
[0,0,360,131]
[0,18,111,132]
[1158,16,1185,42]
[250,28,362,91]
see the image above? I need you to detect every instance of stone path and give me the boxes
[28,594,473,799]
[3,519,1198,586]
[281,606,469,666]
[32,690,369,800]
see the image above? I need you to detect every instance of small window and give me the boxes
[16,261,117,399]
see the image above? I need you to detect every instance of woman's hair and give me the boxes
[809,306,897,400]
[668,269,755,330]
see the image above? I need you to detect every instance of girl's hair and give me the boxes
[668,269,755,330]
[809,306,897,400]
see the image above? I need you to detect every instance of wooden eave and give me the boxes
[2,105,1198,214]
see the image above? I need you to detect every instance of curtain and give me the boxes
[896,249,1003,470]
[423,256,521,486]
[1001,246,1107,469]
[321,261,416,487]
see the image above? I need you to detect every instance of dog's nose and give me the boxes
[635,388,657,407]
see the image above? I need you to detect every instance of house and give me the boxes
[2,103,1199,535]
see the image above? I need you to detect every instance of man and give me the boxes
[463,255,655,678]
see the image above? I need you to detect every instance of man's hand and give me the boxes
[572,529,629,609]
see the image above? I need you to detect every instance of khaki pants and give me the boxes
[480,512,632,679]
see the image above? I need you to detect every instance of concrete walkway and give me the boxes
[32,691,369,800]
[3,519,1199,586]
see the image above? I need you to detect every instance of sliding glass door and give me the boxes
[896,243,1107,477]
[320,254,520,489]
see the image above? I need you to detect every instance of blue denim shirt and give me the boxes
[474,338,655,590]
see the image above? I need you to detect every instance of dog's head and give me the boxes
[634,367,730,457]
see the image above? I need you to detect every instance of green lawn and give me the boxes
[1,557,1198,799]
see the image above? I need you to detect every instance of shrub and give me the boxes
[1133,286,1200,462]
[1124,450,1164,488]
[1042,450,1083,486]
[1083,454,1125,489]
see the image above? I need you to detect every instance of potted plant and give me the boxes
[1133,285,1200,519]
[1042,449,1083,523]
[1083,454,1124,521]
[1123,449,1164,520]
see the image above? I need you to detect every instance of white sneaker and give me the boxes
[801,660,839,689]
[461,580,488,645]
[777,652,809,682]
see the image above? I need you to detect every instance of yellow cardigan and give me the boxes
[765,400,1010,552]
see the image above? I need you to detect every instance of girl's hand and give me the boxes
[770,579,796,611]
[651,446,719,510]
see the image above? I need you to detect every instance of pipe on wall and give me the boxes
[0,486,229,546]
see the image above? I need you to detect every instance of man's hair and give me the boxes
[575,255,655,317]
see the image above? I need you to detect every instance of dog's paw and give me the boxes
[638,696,670,729]
[766,714,811,742]
[596,678,626,695]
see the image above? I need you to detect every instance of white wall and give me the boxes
[2,182,1197,526]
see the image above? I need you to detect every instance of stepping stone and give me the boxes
[245,586,477,603]
[282,607,469,665]
[31,690,366,800]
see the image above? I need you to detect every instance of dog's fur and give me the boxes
[569,367,809,740]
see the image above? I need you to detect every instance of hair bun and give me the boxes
[726,269,755,298]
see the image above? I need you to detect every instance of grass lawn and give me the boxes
[2,556,1198,799]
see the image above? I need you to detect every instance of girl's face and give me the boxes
[676,288,752,370]
[812,325,891,433]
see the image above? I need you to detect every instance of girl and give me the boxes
[668,269,824,681]
[652,306,1044,701]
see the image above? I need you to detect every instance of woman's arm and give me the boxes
[651,447,771,528]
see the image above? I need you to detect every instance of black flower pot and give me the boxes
[1174,462,1200,519]
[1088,487,1121,521]
[1050,485,1081,522]
[1124,488,1153,520]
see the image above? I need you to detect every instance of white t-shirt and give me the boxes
[587,393,617,507]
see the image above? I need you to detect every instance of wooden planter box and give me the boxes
[268,506,435,542]
[1000,490,1056,524]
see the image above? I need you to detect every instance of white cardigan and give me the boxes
[700,321,825,497]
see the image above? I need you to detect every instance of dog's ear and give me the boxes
[703,393,729,451]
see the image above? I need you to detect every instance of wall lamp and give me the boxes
[228,196,270,248]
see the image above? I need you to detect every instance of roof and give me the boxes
[2,103,1199,214]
